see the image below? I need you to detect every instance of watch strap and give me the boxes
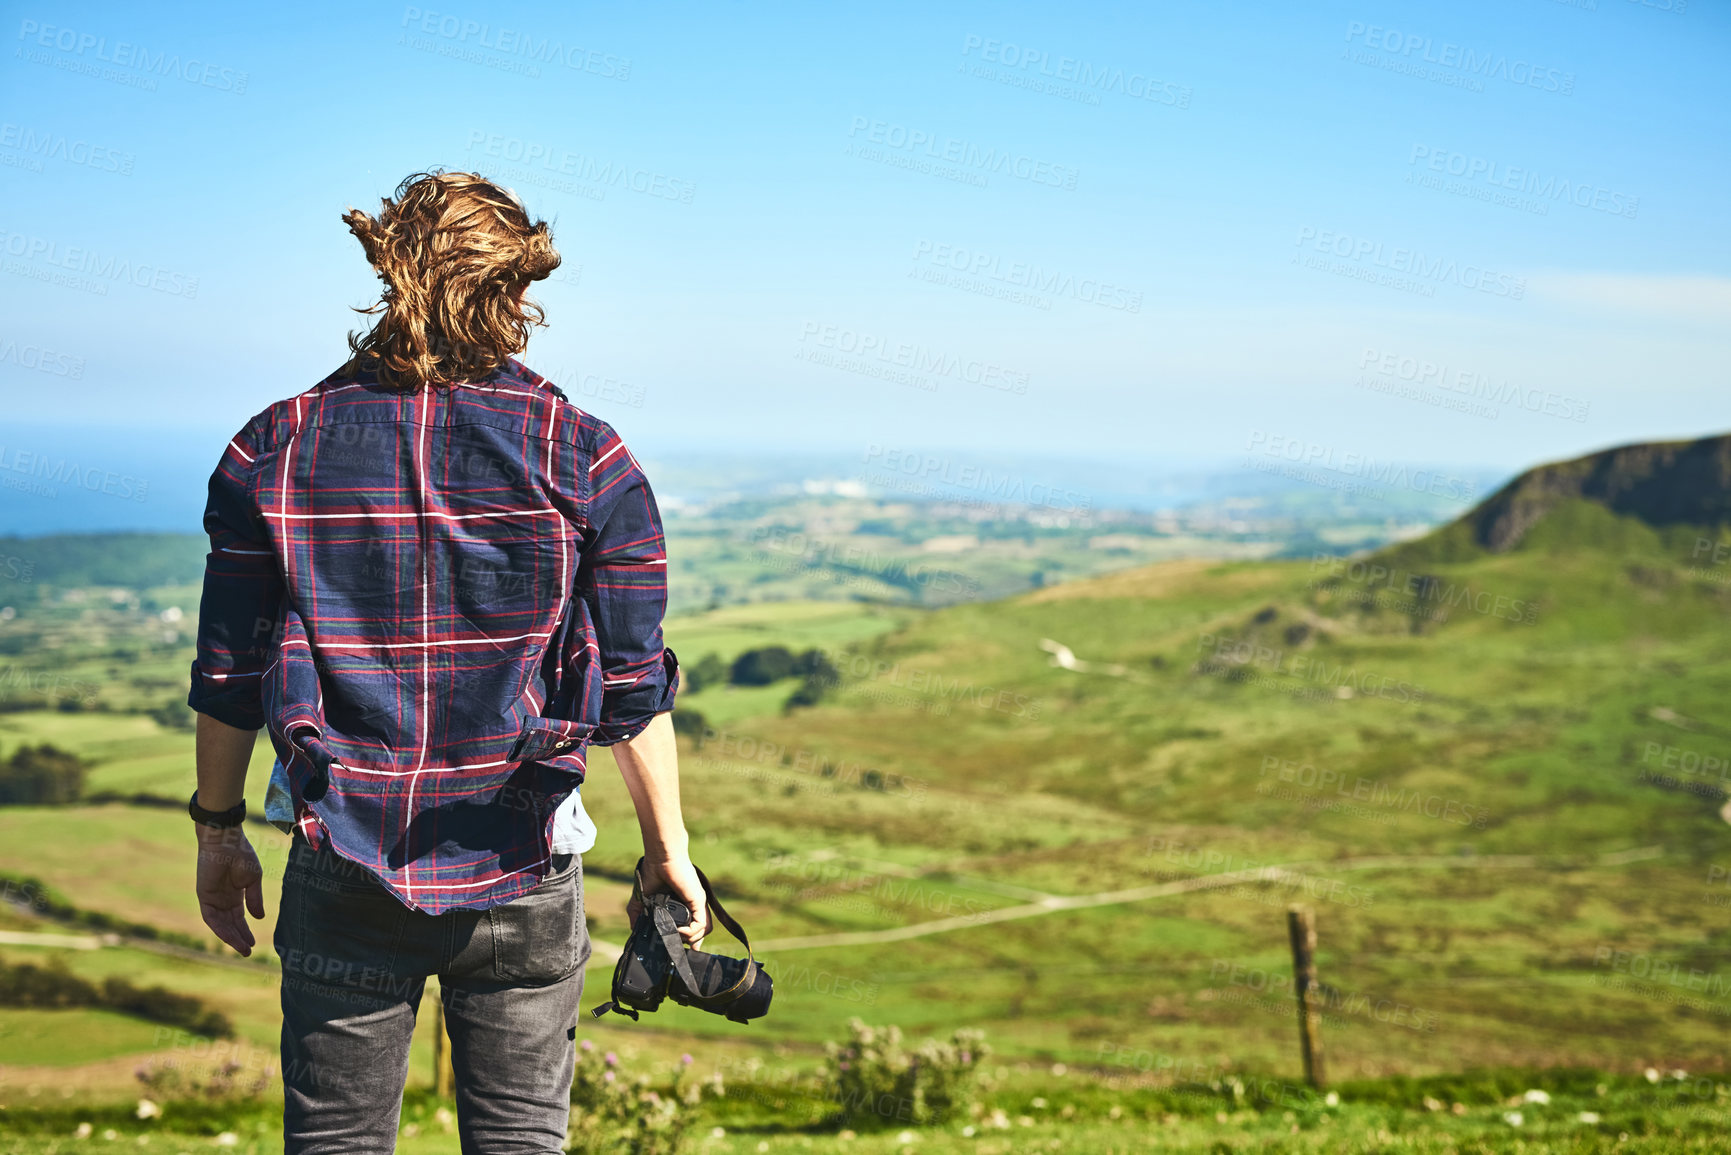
[188,790,248,829]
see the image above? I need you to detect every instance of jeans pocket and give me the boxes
[283,870,409,998]
[489,859,586,984]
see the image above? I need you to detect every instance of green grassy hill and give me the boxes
[5,438,1731,1152]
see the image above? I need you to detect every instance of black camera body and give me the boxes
[592,862,772,1025]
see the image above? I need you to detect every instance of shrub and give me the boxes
[670,709,708,746]
[102,977,233,1039]
[136,1056,272,1102]
[782,681,825,710]
[0,870,215,953]
[0,742,87,804]
[566,1042,723,1155]
[790,649,839,683]
[0,955,99,1009]
[729,647,795,686]
[146,697,196,731]
[784,650,841,711]
[824,1018,990,1129]
[0,957,233,1037]
[683,653,727,694]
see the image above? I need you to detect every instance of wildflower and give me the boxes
[135,1100,161,1120]
[1324,1092,1339,1107]
[1503,1111,1524,1127]
[604,1051,617,1066]
[681,1053,693,1065]
[75,1124,93,1139]
[1523,1090,1551,1105]
[603,1071,615,1083]
[579,1039,594,1052]
[1578,1111,1601,1124]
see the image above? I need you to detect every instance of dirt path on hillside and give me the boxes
[745,846,1664,953]
[23,848,1661,969]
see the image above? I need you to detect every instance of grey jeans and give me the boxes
[275,834,590,1154]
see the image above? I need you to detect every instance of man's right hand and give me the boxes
[629,855,714,947]
[194,825,266,956]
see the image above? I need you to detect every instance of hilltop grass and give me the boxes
[0,1069,1728,1153]
[0,711,278,797]
[5,505,1731,1103]
[0,805,290,948]
[0,1008,172,1067]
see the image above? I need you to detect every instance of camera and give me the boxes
[591,861,773,1025]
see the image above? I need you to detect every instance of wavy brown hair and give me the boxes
[341,171,560,391]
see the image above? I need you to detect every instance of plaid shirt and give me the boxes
[187,358,677,913]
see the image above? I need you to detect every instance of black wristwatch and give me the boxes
[188,790,248,829]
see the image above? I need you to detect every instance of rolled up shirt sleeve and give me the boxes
[581,423,679,746]
[186,416,283,731]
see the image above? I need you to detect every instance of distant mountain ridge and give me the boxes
[1401,434,1731,558]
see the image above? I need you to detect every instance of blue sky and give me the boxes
[1,0,1727,529]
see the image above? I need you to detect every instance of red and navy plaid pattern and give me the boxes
[188,358,677,913]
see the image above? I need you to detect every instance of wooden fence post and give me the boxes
[1287,905,1326,1089]
[433,991,455,1098]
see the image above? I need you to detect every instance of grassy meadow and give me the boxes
[3,497,1730,1151]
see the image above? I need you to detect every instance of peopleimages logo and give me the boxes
[1294,226,1525,300]
[0,445,148,502]
[1343,22,1574,95]
[910,241,1142,313]
[1244,430,1481,504]
[465,132,694,204]
[798,322,1030,396]
[1357,348,1589,423]
[1408,146,1638,220]
[16,19,249,94]
[0,123,134,175]
[845,117,1079,190]
[0,228,199,299]
[861,446,1090,514]
[958,34,1192,108]
[0,337,84,378]
[399,8,630,79]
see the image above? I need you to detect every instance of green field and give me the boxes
[3,490,1731,1151]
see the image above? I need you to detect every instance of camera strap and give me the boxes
[650,900,702,994]
[684,863,765,1013]
[638,859,763,1007]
